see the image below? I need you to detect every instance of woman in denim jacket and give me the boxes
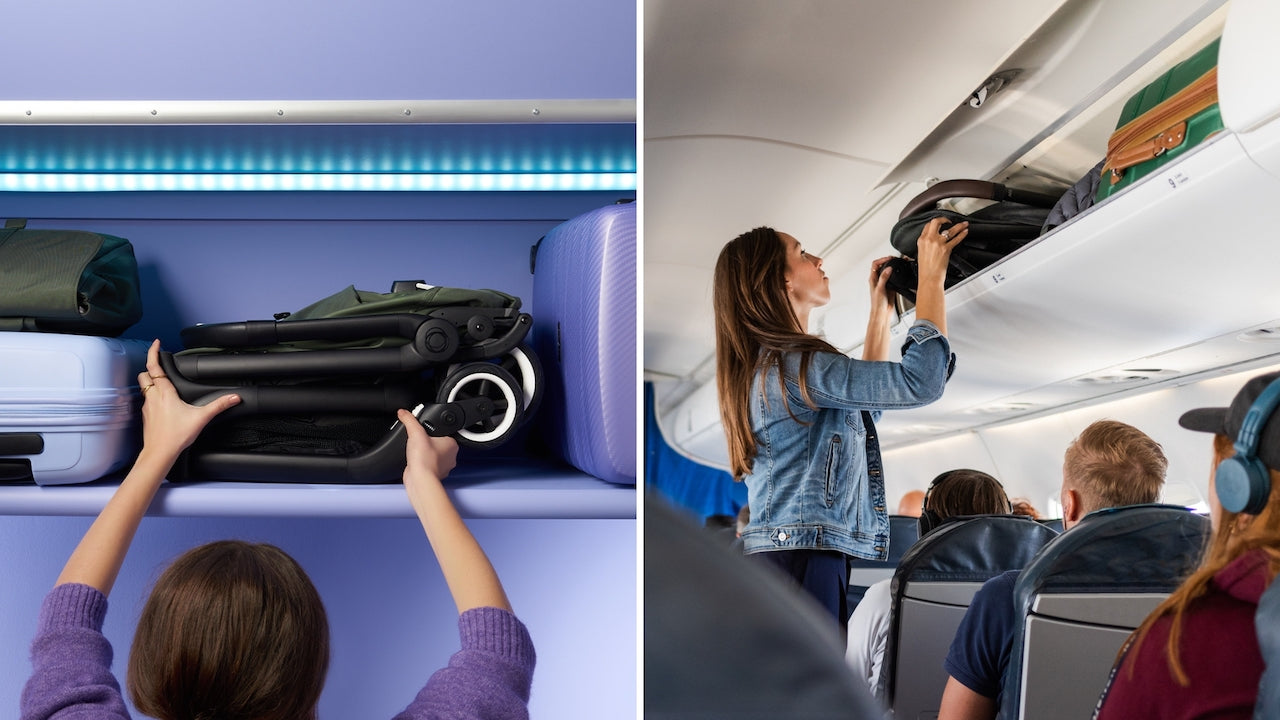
[712,218,966,624]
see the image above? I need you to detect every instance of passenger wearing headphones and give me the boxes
[1094,371,1280,718]
[845,469,1011,693]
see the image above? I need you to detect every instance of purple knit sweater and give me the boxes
[21,582,536,720]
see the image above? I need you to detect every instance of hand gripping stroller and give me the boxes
[884,180,1061,305]
[163,282,543,484]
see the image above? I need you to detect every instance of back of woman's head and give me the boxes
[926,469,1011,519]
[1128,433,1280,686]
[127,540,330,720]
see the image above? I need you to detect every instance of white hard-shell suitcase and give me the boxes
[0,333,148,485]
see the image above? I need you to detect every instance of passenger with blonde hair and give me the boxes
[713,219,966,624]
[21,340,535,720]
[939,419,1167,720]
[1095,371,1280,718]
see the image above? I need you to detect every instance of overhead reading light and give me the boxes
[1071,369,1174,386]
[965,401,1036,415]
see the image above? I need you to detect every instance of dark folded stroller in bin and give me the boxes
[883,173,1101,305]
[160,282,542,484]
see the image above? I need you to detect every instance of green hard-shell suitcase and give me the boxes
[1096,37,1224,202]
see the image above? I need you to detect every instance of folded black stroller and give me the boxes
[161,281,542,484]
[884,179,1069,305]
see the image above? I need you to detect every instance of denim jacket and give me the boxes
[740,320,955,560]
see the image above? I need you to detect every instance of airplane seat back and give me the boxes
[1038,517,1065,533]
[645,494,884,719]
[1258,576,1280,720]
[1002,504,1210,720]
[846,515,920,615]
[877,515,1058,718]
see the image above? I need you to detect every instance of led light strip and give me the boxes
[0,172,636,192]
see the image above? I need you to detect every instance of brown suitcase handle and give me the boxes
[1102,67,1218,184]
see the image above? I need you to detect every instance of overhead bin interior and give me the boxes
[651,0,1280,506]
[0,2,638,519]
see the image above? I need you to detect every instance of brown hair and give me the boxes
[127,540,330,720]
[1062,419,1167,513]
[713,227,837,479]
[1009,499,1041,519]
[925,469,1011,519]
[1126,433,1280,685]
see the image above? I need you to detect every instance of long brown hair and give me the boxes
[1125,434,1280,685]
[713,226,837,479]
[127,540,330,720]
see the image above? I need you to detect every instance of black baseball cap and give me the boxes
[1179,370,1280,472]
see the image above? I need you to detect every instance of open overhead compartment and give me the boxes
[0,106,638,517]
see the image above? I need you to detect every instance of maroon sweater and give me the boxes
[21,582,535,720]
[1094,549,1271,719]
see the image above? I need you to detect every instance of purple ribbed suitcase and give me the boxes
[530,201,636,484]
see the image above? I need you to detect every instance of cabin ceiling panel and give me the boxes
[645,0,1071,164]
[644,263,716,379]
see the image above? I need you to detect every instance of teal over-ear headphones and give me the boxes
[1216,376,1280,515]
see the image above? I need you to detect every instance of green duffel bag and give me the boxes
[0,219,143,337]
[179,282,524,354]
[1097,37,1224,203]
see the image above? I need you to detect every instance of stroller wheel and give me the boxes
[499,343,543,419]
[436,362,524,448]
[443,343,543,418]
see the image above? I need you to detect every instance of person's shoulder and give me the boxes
[862,578,893,609]
[970,571,1020,612]
[994,569,1022,589]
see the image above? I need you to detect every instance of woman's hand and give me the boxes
[400,408,460,494]
[136,339,240,463]
[915,217,968,290]
[862,256,899,361]
[868,256,897,314]
[912,217,968,337]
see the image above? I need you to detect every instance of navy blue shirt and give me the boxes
[943,569,1021,702]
